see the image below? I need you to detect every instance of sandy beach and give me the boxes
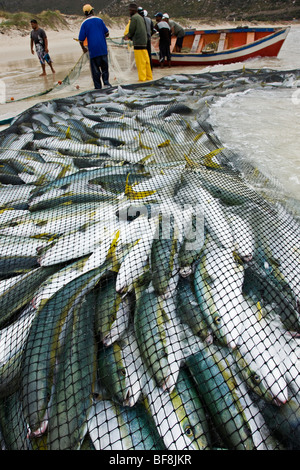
[0,16,294,125]
[0,16,236,65]
[0,16,94,66]
[1,17,288,67]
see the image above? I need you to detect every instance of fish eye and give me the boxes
[185,425,194,437]
[119,368,126,377]
[252,373,261,384]
[214,315,221,324]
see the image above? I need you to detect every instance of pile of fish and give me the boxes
[0,70,300,450]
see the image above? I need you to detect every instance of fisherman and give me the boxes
[126,3,153,82]
[137,7,154,68]
[78,4,111,89]
[153,12,171,67]
[162,13,185,52]
[30,19,55,76]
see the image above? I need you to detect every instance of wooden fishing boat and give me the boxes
[151,26,290,66]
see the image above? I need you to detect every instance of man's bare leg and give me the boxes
[40,63,46,76]
[49,61,56,74]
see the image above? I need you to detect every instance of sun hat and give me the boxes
[83,4,94,13]
[162,13,169,19]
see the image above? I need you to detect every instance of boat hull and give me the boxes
[151,26,290,67]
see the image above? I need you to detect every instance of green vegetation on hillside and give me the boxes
[0,9,68,32]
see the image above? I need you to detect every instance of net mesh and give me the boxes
[0,68,299,451]
[2,52,90,108]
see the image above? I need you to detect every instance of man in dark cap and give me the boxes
[137,6,154,68]
[78,4,111,89]
[127,3,152,81]
[153,12,171,67]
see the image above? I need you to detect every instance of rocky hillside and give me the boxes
[100,0,300,21]
[0,0,300,21]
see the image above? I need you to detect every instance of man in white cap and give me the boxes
[153,12,171,67]
[162,13,185,52]
[78,4,111,89]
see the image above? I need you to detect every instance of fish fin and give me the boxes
[184,155,200,169]
[106,229,120,269]
[193,132,206,142]
[232,250,243,266]
[256,301,263,321]
[57,164,73,180]
[65,127,71,139]
[138,153,155,165]
[202,148,224,168]
[34,175,48,186]
[139,132,152,150]
[157,139,170,148]
[0,208,14,213]
[31,233,52,240]
[124,173,156,200]
[61,201,73,206]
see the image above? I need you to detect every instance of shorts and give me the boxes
[36,44,52,65]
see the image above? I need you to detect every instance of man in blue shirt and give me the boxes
[78,4,111,89]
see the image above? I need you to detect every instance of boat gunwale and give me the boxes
[151,26,290,60]
[183,26,288,36]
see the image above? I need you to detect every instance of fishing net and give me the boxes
[0,68,299,451]
[107,39,137,85]
[1,52,90,110]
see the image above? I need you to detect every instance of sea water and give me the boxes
[208,87,300,201]
[205,24,300,202]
